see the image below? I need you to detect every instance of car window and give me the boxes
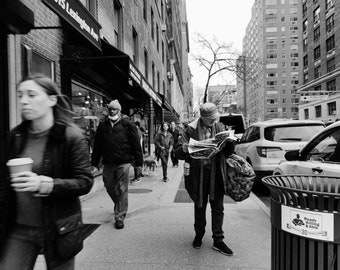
[304,128,340,162]
[239,127,251,143]
[264,124,324,142]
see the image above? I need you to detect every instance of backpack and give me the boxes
[225,154,256,202]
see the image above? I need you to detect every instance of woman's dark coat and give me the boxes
[0,121,93,268]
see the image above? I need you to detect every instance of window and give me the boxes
[314,85,321,91]
[303,19,308,32]
[315,105,321,118]
[161,41,165,63]
[157,71,160,92]
[156,24,159,50]
[302,2,307,16]
[314,26,320,41]
[143,0,147,22]
[144,49,148,79]
[304,109,309,119]
[314,66,321,78]
[152,62,155,87]
[161,0,164,20]
[327,58,335,73]
[326,14,334,32]
[326,35,335,52]
[151,8,154,39]
[132,27,138,64]
[113,1,122,48]
[313,7,320,23]
[24,47,55,79]
[267,81,277,86]
[266,17,277,23]
[265,9,277,15]
[303,55,308,67]
[79,0,97,17]
[267,53,277,59]
[314,46,321,60]
[327,79,336,91]
[328,101,336,115]
[303,73,308,83]
[326,0,334,10]
[266,44,278,50]
[266,27,278,32]
[265,0,277,4]
[303,38,308,52]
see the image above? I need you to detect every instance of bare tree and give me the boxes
[192,33,262,104]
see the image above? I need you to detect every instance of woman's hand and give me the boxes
[11,171,42,192]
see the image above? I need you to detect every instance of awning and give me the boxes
[1,0,34,34]
[158,93,180,123]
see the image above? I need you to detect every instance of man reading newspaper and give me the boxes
[175,102,236,256]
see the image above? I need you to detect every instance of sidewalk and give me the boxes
[34,161,271,270]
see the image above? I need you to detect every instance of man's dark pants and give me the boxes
[194,168,224,243]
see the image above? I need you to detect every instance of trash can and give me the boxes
[262,175,340,270]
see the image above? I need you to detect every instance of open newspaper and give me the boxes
[188,130,238,159]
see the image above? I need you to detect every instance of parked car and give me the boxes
[274,121,340,176]
[219,113,246,139]
[235,119,325,193]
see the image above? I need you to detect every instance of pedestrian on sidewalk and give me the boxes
[91,99,143,229]
[169,121,180,167]
[175,102,234,256]
[154,122,174,182]
[0,74,93,270]
[131,121,144,183]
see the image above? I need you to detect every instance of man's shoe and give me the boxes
[192,236,202,249]
[115,220,124,230]
[163,177,169,182]
[213,241,233,256]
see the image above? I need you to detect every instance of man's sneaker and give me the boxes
[115,220,124,230]
[130,178,141,184]
[192,236,202,249]
[213,241,233,256]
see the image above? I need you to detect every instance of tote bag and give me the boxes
[225,154,256,202]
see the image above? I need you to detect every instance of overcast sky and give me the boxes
[185,0,255,90]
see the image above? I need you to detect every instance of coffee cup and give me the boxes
[6,158,34,175]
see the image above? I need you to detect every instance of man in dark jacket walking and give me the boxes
[91,100,143,229]
[175,103,233,256]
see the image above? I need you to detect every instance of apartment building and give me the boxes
[240,0,301,124]
[298,0,339,124]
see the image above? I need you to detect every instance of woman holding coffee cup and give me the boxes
[0,74,93,270]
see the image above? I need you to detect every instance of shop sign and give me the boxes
[43,0,101,50]
[281,205,334,242]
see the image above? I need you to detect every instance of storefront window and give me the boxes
[71,80,109,154]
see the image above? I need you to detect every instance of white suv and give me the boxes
[235,119,325,192]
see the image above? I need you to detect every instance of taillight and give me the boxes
[256,146,283,158]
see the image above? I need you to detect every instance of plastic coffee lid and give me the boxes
[6,158,34,166]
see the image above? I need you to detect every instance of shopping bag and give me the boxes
[225,154,256,202]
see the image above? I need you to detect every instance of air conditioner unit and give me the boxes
[161,24,167,32]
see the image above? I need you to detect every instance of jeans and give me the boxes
[103,163,131,222]
[160,152,169,178]
[0,224,74,270]
[194,168,225,243]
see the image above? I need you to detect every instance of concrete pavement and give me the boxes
[34,161,271,270]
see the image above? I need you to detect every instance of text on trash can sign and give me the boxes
[281,205,334,242]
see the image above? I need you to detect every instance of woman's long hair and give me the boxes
[18,74,78,128]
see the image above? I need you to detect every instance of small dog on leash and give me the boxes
[143,155,157,176]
